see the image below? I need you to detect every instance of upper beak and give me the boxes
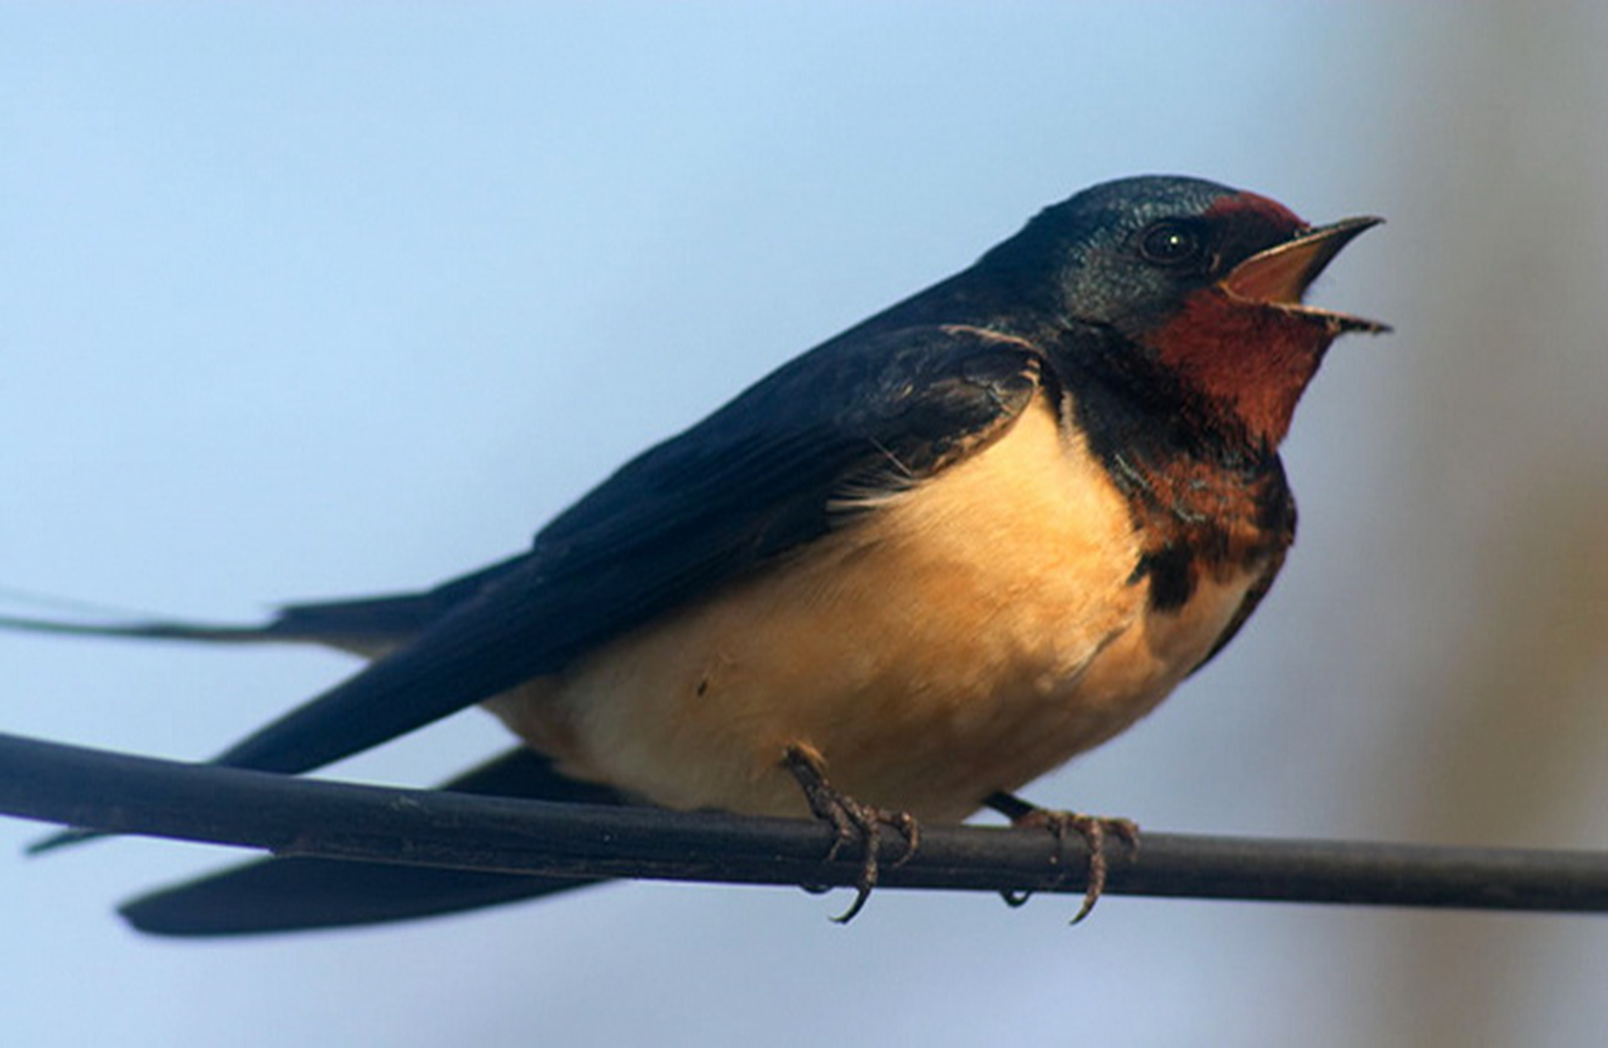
[1220,216,1390,334]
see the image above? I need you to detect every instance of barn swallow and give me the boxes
[6,175,1386,934]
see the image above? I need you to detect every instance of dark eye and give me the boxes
[1138,221,1204,266]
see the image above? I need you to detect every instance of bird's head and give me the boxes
[980,175,1388,449]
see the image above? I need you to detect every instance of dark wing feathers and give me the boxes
[206,325,1044,778]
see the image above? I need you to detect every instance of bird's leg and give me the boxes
[781,742,919,924]
[985,791,1139,924]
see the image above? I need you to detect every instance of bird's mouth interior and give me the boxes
[1220,217,1390,334]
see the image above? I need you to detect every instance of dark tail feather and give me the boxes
[0,598,431,658]
[27,826,101,855]
[0,611,296,644]
[18,556,543,857]
[117,748,635,936]
[119,856,599,936]
[0,553,529,656]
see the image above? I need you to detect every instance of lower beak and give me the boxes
[1220,216,1390,334]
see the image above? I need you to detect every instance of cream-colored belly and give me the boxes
[485,397,1261,821]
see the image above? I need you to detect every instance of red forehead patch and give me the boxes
[1203,191,1307,232]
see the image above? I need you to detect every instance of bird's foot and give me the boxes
[986,792,1138,924]
[782,742,919,924]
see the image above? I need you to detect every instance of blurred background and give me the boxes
[3,4,1605,1045]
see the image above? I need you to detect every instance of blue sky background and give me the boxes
[4,5,1607,1045]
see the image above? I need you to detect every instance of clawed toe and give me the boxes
[987,791,1139,923]
[782,743,920,923]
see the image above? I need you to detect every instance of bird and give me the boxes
[4,174,1386,935]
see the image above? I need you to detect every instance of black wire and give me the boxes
[3,730,1607,914]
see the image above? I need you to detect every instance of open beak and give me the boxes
[1221,216,1390,334]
